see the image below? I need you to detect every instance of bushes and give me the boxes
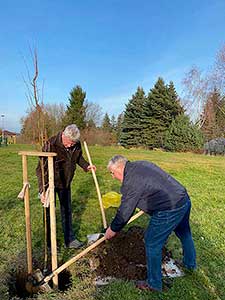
[164,115,204,152]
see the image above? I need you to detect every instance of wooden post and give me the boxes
[22,155,32,274]
[83,141,107,229]
[18,151,57,284]
[48,156,58,288]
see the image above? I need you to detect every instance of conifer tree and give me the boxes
[102,113,112,131]
[116,113,124,143]
[164,114,203,152]
[64,85,87,129]
[141,78,182,148]
[120,87,146,148]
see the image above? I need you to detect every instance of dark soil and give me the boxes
[89,226,172,281]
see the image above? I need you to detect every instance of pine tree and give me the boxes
[141,78,182,148]
[116,113,124,143]
[102,113,111,131]
[111,115,117,132]
[64,85,87,129]
[164,114,203,152]
[120,87,146,148]
[167,81,184,117]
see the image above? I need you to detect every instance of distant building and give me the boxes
[0,130,19,144]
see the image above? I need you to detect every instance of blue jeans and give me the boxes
[144,195,196,291]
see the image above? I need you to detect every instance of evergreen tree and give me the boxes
[120,87,146,148]
[111,115,117,132]
[164,114,204,152]
[167,81,184,117]
[64,85,87,129]
[141,78,182,148]
[102,113,111,131]
[116,113,124,143]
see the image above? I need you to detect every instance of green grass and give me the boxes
[0,144,225,300]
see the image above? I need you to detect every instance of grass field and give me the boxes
[0,144,225,300]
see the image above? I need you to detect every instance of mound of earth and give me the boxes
[89,226,173,281]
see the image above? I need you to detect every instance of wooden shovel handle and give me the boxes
[83,141,107,229]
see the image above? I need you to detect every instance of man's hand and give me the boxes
[105,227,117,240]
[40,192,46,204]
[40,192,50,207]
[87,164,97,172]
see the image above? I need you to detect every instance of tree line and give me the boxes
[20,45,225,152]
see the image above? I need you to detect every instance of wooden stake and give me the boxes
[48,156,58,289]
[22,155,32,274]
[83,141,107,229]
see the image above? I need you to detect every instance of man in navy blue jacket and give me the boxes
[105,155,196,292]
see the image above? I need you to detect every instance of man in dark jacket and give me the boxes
[105,155,196,292]
[36,124,96,249]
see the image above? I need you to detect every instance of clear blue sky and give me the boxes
[0,0,224,132]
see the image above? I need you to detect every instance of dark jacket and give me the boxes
[111,160,188,232]
[36,131,89,193]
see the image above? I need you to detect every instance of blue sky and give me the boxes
[0,0,224,132]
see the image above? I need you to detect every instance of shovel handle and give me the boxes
[83,141,107,229]
[43,210,144,283]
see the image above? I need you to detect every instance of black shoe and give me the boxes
[66,239,84,249]
[135,281,159,292]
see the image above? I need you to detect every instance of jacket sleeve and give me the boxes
[110,187,140,232]
[36,141,51,193]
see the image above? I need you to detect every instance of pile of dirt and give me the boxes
[89,226,172,281]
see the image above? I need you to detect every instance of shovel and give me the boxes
[31,210,144,293]
[83,141,107,244]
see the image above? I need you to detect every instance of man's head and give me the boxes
[107,155,128,182]
[62,124,80,148]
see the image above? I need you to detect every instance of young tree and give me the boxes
[22,48,46,146]
[120,87,146,148]
[64,85,87,129]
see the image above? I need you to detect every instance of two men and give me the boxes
[36,124,96,249]
[105,155,196,292]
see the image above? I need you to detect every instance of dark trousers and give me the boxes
[46,187,75,247]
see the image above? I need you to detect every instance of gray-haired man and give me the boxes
[105,155,196,292]
[36,124,96,249]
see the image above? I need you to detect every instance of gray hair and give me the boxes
[107,155,128,170]
[63,124,80,141]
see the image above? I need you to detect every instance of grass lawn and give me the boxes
[0,144,224,300]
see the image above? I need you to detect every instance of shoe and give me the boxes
[162,278,173,290]
[66,239,84,249]
[135,280,159,292]
[175,260,196,273]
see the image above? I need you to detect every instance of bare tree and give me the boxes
[84,101,103,128]
[22,47,46,147]
[182,45,225,129]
